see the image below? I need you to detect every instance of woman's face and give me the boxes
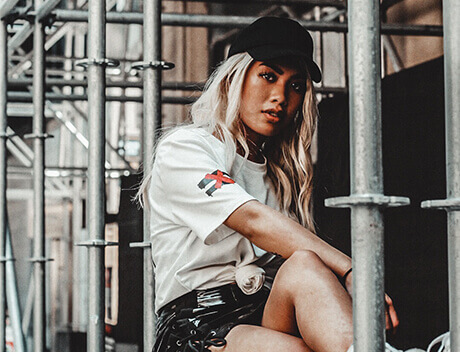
[239,58,307,143]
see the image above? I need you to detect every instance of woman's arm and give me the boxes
[224,199,352,278]
[225,199,400,330]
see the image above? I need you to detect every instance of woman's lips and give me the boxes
[262,111,281,123]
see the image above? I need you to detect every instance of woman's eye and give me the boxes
[260,72,276,82]
[291,82,306,93]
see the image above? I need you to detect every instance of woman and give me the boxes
[139,17,402,352]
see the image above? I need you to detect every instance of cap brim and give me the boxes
[248,46,322,83]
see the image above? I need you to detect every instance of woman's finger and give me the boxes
[385,294,400,332]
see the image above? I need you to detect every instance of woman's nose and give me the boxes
[270,83,287,105]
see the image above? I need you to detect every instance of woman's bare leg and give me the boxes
[212,250,352,352]
[262,250,353,352]
[210,324,313,352]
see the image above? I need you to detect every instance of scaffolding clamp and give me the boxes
[23,133,54,140]
[0,132,17,139]
[421,198,460,212]
[76,58,120,69]
[76,239,118,247]
[325,194,410,208]
[0,256,16,263]
[129,241,151,249]
[130,61,175,71]
[2,5,33,24]
[27,256,54,263]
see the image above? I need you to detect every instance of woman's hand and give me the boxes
[385,294,399,332]
[343,272,399,332]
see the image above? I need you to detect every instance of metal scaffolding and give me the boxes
[79,0,116,351]
[31,0,47,350]
[325,0,410,350]
[421,1,460,351]
[141,0,162,348]
[0,15,7,352]
[49,10,443,36]
[0,0,455,351]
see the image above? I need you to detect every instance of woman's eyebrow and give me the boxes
[260,63,284,75]
[260,63,305,79]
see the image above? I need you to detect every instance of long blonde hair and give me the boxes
[139,52,318,231]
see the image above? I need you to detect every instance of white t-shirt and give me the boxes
[148,127,279,311]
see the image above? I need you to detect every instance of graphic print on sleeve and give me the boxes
[197,170,235,196]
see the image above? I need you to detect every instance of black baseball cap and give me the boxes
[228,17,322,83]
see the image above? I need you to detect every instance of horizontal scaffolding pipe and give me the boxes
[10,54,144,63]
[164,0,346,6]
[8,78,206,90]
[6,86,347,104]
[7,78,347,94]
[7,92,197,104]
[8,166,132,178]
[48,11,443,36]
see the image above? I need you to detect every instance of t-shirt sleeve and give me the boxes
[151,130,255,244]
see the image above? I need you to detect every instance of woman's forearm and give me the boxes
[224,200,352,277]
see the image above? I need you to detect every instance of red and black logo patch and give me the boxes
[198,170,235,196]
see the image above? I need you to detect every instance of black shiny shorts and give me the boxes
[153,284,270,352]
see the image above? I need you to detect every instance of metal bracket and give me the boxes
[75,58,121,69]
[421,198,460,211]
[23,133,54,140]
[76,239,118,247]
[0,257,15,263]
[26,257,54,263]
[0,132,17,139]
[130,61,175,71]
[129,241,151,248]
[325,194,410,208]
[2,5,33,24]
[41,13,56,28]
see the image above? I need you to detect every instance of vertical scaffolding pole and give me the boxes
[348,0,385,352]
[86,0,107,350]
[444,2,460,349]
[32,0,47,349]
[6,227,27,352]
[0,18,7,352]
[131,0,174,352]
[142,0,160,349]
[422,1,460,350]
[348,1,385,350]
[326,1,409,351]
[129,1,173,350]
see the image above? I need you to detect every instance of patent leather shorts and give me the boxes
[153,283,269,352]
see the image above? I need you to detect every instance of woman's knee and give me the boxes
[214,324,311,352]
[275,250,336,289]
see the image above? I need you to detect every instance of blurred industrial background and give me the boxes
[0,0,450,351]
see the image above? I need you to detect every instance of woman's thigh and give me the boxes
[210,324,313,352]
[260,250,353,352]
